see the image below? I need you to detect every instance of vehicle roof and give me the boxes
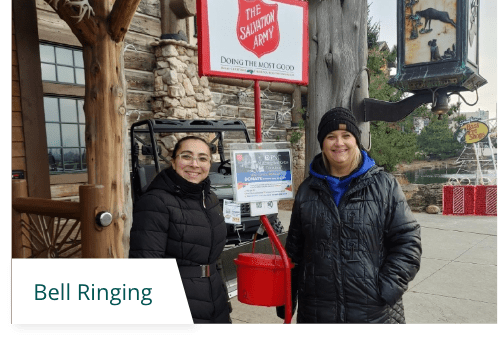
[131,119,249,133]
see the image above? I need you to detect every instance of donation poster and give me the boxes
[232,149,293,202]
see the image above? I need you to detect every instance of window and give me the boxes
[44,96,87,174]
[39,43,87,177]
[40,43,85,85]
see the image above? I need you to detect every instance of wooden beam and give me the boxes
[43,82,85,97]
[12,197,81,220]
[13,0,51,199]
[12,180,29,258]
[108,0,143,42]
[50,173,88,185]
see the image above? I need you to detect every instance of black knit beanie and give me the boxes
[317,107,361,149]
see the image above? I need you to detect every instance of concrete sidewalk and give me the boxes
[229,211,497,324]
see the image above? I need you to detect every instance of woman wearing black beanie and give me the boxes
[278,107,422,323]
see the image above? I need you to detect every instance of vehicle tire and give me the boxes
[271,217,284,234]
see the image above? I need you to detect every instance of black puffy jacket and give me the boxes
[129,167,231,323]
[284,154,421,323]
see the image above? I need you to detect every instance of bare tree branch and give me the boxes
[44,0,98,45]
[108,0,142,42]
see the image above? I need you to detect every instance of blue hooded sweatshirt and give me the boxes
[309,150,376,207]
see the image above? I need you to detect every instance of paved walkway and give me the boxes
[229,211,497,324]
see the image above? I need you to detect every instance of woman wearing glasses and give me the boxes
[129,136,231,324]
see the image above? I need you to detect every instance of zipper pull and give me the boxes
[202,190,206,208]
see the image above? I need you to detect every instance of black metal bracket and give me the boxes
[363,91,434,122]
[160,33,188,42]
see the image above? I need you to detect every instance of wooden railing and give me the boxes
[12,179,107,258]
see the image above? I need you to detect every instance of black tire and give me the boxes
[218,159,231,175]
[270,217,284,234]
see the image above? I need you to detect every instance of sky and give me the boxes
[370,0,497,119]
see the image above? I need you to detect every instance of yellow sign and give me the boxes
[461,121,489,144]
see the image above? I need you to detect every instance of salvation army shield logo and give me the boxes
[237,0,280,58]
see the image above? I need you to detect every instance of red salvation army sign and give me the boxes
[197,0,308,85]
[237,0,280,58]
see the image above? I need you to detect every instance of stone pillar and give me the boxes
[150,39,216,160]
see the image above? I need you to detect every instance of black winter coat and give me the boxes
[129,167,231,323]
[284,154,422,323]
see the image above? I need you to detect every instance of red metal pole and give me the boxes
[260,216,292,324]
[254,80,262,142]
[253,80,292,324]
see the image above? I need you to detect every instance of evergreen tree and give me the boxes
[367,6,416,171]
[371,121,417,172]
[367,4,380,49]
[417,114,464,159]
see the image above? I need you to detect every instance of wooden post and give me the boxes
[43,0,142,258]
[306,0,370,167]
[80,185,113,258]
[81,34,127,259]
[12,180,29,258]
[12,0,51,199]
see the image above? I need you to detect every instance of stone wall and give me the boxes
[280,182,445,213]
[151,39,215,121]
[402,183,444,213]
[149,40,216,162]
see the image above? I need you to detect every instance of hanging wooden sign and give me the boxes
[197,0,309,85]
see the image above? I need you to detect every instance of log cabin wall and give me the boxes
[209,82,292,142]
[29,0,294,200]
[12,19,26,180]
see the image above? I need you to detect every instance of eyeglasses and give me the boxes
[177,153,211,165]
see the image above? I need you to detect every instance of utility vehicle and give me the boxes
[130,119,284,245]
